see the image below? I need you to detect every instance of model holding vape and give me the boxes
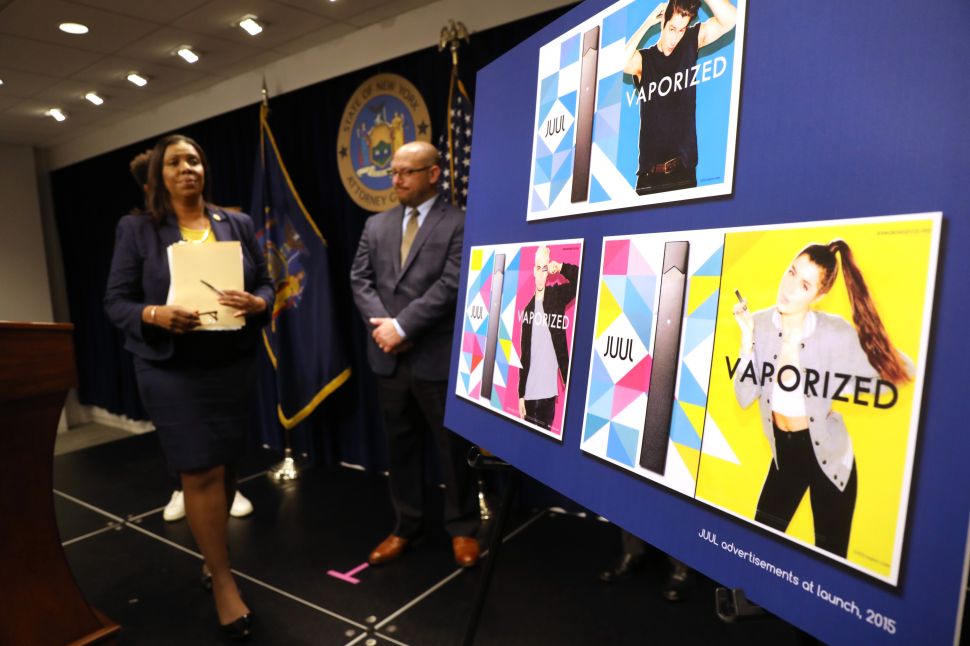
[731,240,912,557]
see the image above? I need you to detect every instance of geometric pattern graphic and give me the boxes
[456,240,585,441]
[527,0,746,220]
[581,232,724,495]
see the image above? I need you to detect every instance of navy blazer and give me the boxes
[104,206,274,361]
[349,194,464,381]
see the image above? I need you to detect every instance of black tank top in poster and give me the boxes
[637,24,700,173]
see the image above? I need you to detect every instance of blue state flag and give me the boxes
[251,104,351,442]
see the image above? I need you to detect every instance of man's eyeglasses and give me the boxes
[389,166,431,179]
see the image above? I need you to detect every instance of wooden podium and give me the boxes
[0,322,120,645]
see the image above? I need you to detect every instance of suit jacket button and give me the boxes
[773,354,777,359]
[833,474,838,480]
[800,342,805,349]
[822,460,827,465]
[814,441,820,446]
[778,332,782,337]
[809,416,814,422]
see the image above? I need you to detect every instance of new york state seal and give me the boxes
[337,73,432,212]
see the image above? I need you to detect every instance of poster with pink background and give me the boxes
[456,239,584,440]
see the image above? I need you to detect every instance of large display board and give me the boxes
[445,0,970,643]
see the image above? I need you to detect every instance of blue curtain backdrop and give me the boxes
[49,6,573,471]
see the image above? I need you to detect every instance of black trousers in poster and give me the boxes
[378,360,480,539]
[755,424,857,557]
[524,396,557,430]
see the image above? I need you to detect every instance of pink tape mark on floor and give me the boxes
[326,561,369,584]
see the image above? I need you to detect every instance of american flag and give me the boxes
[437,73,473,210]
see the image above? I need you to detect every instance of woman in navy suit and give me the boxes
[105,134,273,639]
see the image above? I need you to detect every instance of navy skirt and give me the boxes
[134,332,256,472]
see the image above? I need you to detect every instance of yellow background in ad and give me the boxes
[695,219,934,579]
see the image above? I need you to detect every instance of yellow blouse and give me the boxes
[178,224,214,243]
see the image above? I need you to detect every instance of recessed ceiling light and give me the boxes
[84,92,104,106]
[127,72,148,87]
[238,16,263,36]
[59,22,89,35]
[47,108,67,122]
[0,79,4,86]
[176,47,199,64]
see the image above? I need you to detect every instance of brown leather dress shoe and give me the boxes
[368,534,409,565]
[452,536,480,568]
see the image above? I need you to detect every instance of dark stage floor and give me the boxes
[54,433,813,645]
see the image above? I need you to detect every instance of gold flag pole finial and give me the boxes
[438,20,470,70]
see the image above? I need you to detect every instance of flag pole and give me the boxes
[260,81,304,483]
[439,21,489,519]
[438,20,469,207]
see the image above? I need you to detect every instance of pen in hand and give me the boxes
[200,279,224,296]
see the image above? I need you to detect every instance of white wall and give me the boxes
[0,143,53,322]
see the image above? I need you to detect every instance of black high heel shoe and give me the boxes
[220,613,253,640]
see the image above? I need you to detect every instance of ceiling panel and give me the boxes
[275,0,401,21]
[0,104,80,143]
[0,120,60,145]
[0,95,22,111]
[29,78,98,105]
[272,21,357,56]
[0,0,162,54]
[0,33,102,76]
[71,0,205,24]
[113,26,268,71]
[29,79,144,117]
[0,0,473,147]
[0,67,62,98]
[68,56,207,94]
[344,0,439,28]
[214,49,289,82]
[171,0,332,50]
[8,98,127,128]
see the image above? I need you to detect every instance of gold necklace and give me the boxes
[179,215,211,243]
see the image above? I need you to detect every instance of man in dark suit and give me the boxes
[350,141,480,567]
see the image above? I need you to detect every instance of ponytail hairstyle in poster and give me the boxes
[800,240,912,385]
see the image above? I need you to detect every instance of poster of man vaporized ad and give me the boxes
[581,213,940,584]
[528,0,746,220]
[455,240,584,441]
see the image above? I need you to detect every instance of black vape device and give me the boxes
[480,253,506,400]
[639,241,689,474]
[570,26,600,203]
